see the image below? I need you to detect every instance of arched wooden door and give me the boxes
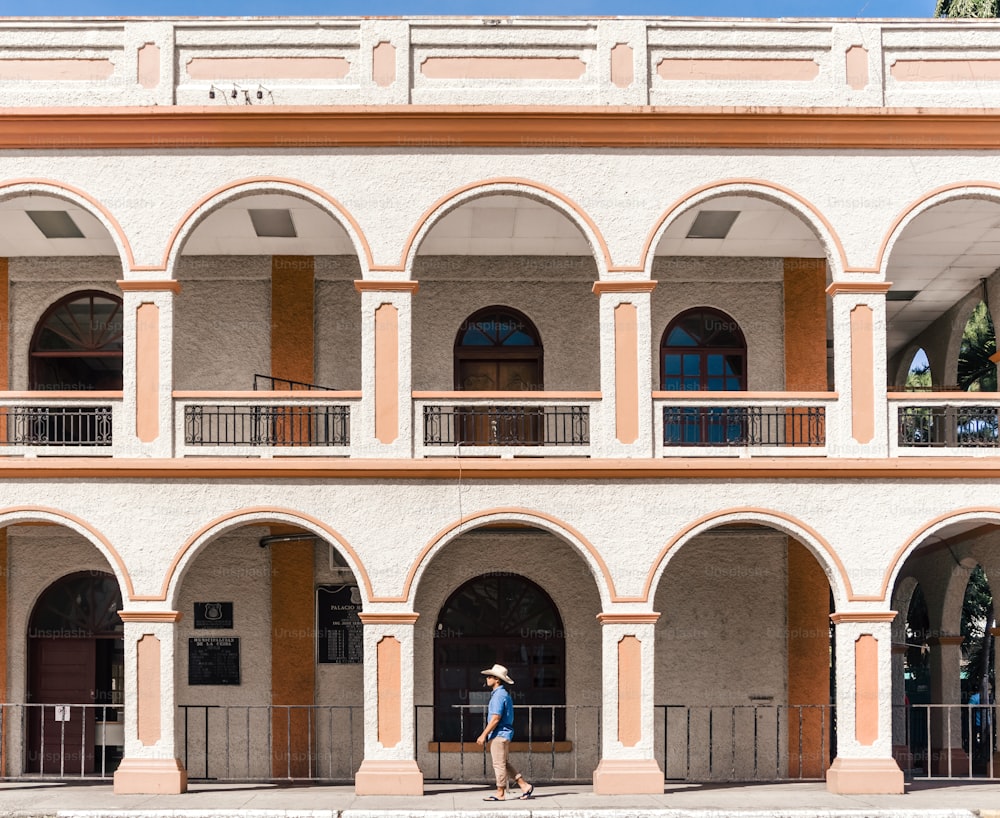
[27,572,123,774]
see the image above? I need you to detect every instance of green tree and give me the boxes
[935,0,999,16]
[958,301,997,392]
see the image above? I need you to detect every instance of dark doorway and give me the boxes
[434,573,564,742]
[27,572,124,774]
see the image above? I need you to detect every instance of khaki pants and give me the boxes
[488,737,521,790]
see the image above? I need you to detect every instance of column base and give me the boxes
[355,759,423,796]
[930,746,970,776]
[593,758,664,795]
[826,757,904,794]
[113,757,188,794]
[891,743,914,773]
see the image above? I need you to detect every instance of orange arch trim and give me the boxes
[639,178,850,276]
[642,506,854,604]
[880,506,1000,601]
[0,505,135,598]
[145,506,373,604]
[0,179,135,269]
[875,181,1000,276]
[393,178,614,273]
[391,506,617,604]
[150,176,375,273]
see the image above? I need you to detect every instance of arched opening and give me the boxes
[661,307,747,444]
[452,306,544,444]
[959,301,997,393]
[434,573,565,743]
[29,290,123,391]
[906,348,932,390]
[26,571,123,774]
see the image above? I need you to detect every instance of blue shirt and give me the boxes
[487,684,514,741]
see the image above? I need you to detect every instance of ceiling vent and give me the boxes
[27,210,84,239]
[686,210,739,240]
[886,290,918,302]
[249,209,297,238]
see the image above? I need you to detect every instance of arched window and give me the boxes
[27,571,123,774]
[661,308,747,444]
[30,291,123,390]
[454,306,542,391]
[660,307,746,392]
[434,573,565,742]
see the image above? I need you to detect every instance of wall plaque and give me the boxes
[194,601,233,629]
[188,636,240,685]
[317,584,363,664]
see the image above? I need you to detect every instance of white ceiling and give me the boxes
[1,191,997,362]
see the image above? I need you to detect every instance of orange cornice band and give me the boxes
[8,107,1000,150]
[830,612,897,624]
[597,613,660,624]
[354,281,419,293]
[117,280,182,294]
[119,611,182,623]
[592,281,657,295]
[358,613,420,625]
[927,634,964,646]
[826,282,892,296]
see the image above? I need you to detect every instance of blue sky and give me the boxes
[1,0,939,20]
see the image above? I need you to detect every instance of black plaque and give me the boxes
[317,585,363,664]
[188,637,240,685]
[194,601,233,630]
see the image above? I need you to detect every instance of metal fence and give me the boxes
[662,407,826,447]
[422,405,590,446]
[0,703,124,779]
[894,703,999,779]
[656,704,834,782]
[184,404,350,447]
[415,704,601,783]
[0,406,113,447]
[897,406,999,448]
[178,704,361,782]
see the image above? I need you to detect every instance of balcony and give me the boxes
[0,394,119,456]
[414,392,598,458]
[890,393,1000,456]
[653,393,835,458]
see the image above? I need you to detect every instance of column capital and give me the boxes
[830,611,896,624]
[119,610,182,623]
[596,612,660,625]
[592,280,656,296]
[825,281,891,297]
[117,279,182,293]
[928,634,965,646]
[358,612,419,625]
[354,280,419,293]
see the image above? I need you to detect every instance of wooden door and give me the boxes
[28,639,96,774]
[456,360,542,444]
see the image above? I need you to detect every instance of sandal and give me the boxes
[483,795,503,801]
[519,785,534,800]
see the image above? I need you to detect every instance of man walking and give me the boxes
[476,663,535,801]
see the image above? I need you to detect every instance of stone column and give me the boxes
[113,611,187,794]
[826,612,904,793]
[117,280,178,458]
[592,612,663,794]
[592,282,656,458]
[354,282,417,458]
[355,611,422,795]
[928,634,970,775]
[826,282,889,458]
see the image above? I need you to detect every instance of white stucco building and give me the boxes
[0,13,998,797]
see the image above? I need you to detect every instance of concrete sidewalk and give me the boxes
[0,780,997,817]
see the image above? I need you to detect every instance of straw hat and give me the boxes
[480,663,514,685]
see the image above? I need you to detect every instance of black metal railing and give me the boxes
[253,374,338,392]
[415,703,600,783]
[656,704,834,782]
[1,406,113,447]
[662,406,825,447]
[894,703,999,779]
[179,704,360,782]
[1,703,124,779]
[184,404,349,446]
[423,405,589,446]
[898,405,999,447]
